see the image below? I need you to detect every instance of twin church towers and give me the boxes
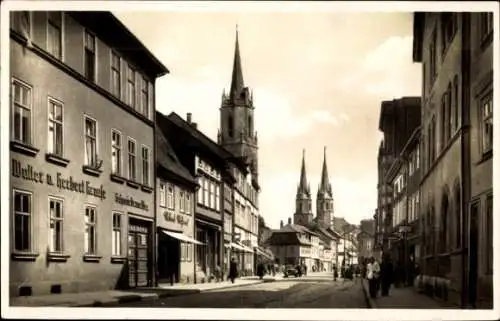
[294,148,335,228]
[217,26,334,228]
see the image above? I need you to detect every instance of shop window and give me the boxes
[112,213,122,256]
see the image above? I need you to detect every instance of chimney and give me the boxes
[288,217,292,225]
[280,220,284,228]
[191,122,198,129]
[186,113,192,124]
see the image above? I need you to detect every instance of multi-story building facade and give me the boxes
[231,168,259,275]
[156,112,236,282]
[373,97,421,259]
[9,11,168,297]
[412,12,493,308]
[386,126,422,283]
[385,126,422,284]
[218,28,260,276]
[155,120,199,285]
[267,218,319,272]
[357,219,375,263]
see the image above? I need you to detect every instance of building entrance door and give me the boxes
[128,220,151,288]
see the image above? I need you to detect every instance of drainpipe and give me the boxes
[153,111,158,287]
[460,12,472,308]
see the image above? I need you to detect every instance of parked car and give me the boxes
[283,265,300,278]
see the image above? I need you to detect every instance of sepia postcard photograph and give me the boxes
[1,1,499,320]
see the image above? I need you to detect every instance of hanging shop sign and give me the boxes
[11,158,106,200]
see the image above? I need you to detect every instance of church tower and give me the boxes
[294,149,313,225]
[316,147,334,227]
[219,26,259,181]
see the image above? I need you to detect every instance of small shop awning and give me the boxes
[230,242,254,253]
[162,230,204,245]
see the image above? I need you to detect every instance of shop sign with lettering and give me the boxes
[163,211,190,227]
[115,193,148,211]
[11,159,106,200]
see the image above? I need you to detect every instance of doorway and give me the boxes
[128,219,151,288]
[158,231,180,284]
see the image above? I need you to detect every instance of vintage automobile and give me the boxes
[283,265,301,278]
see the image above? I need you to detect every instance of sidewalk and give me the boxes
[362,279,457,309]
[10,276,273,307]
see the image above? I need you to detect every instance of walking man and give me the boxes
[366,256,380,298]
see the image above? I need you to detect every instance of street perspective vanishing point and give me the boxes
[2,1,497,320]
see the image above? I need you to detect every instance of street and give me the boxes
[108,274,368,308]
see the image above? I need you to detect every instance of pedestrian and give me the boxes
[229,257,238,284]
[380,253,393,296]
[333,265,338,281]
[257,262,265,280]
[366,256,380,298]
[215,264,222,283]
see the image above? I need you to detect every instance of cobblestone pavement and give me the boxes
[109,277,368,308]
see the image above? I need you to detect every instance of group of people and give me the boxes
[365,254,394,298]
[364,253,421,298]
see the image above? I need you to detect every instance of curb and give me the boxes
[75,279,269,307]
[361,279,377,309]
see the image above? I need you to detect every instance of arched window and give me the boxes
[248,115,253,136]
[454,186,461,248]
[228,114,234,137]
[440,195,449,253]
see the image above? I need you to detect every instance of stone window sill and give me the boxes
[83,254,102,263]
[10,141,39,157]
[126,180,141,189]
[45,153,70,167]
[111,256,127,264]
[82,165,102,177]
[11,251,39,261]
[47,252,70,262]
[141,185,154,193]
[110,173,127,184]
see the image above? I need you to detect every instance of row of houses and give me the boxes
[264,150,358,271]
[8,11,268,298]
[373,12,493,309]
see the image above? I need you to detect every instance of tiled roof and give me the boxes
[166,112,235,162]
[156,126,197,185]
[266,231,310,246]
[280,224,319,236]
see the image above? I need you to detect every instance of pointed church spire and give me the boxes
[298,149,309,194]
[230,24,245,100]
[320,146,331,191]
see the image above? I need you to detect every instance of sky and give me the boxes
[115,10,422,229]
